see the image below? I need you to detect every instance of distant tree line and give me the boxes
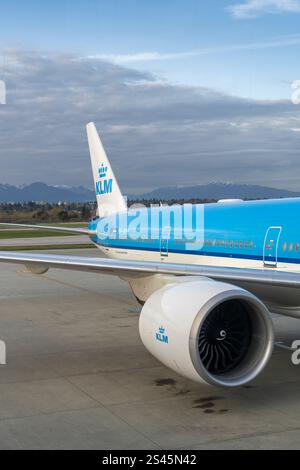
[0,201,97,223]
[127,198,218,207]
[0,197,265,223]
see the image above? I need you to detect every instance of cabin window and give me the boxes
[239,241,243,248]
[289,243,293,251]
[282,242,287,251]
[212,240,216,246]
[249,241,253,249]
[225,240,229,247]
[296,243,299,252]
[230,240,233,248]
[244,241,248,248]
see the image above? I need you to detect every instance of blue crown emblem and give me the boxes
[156,326,168,344]
[98,163,108,179]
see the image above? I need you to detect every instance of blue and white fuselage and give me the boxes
[89,197,300,273]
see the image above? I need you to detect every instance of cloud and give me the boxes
[229,0,300,18]
[87,51,197,63]
[0,49,299,193]
[87,35,300,64]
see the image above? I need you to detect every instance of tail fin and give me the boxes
[86,122,127,217]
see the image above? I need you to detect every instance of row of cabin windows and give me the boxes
[282,242,299,252]
[203,240,254,249]
[200,240,299,253]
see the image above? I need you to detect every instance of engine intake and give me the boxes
[139,278,274,387]
[197,299,252,375]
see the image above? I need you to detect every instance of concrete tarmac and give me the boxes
[0,248,299,449]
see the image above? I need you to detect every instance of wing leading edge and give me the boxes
[0,250,300,289]
[0,223,95,236]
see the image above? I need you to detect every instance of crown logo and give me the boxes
[159,326,165,335]
[98,163,108,179]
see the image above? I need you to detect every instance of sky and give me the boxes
[0,0,300,193]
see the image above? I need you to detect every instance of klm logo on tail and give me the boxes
[96,163,113,196]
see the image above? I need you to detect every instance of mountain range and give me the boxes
[0,181,299,203]
[133,182,300,201]
[0,183,95,203]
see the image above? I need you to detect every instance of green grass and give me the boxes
[0,230,79,239]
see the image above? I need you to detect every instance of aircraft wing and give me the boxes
[0,222,95,236]
[0,250,300,289]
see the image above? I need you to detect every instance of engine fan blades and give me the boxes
[198,300,252,375]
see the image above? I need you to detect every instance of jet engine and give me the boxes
[139,278,274,387]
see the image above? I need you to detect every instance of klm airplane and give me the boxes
[1,122,300,389]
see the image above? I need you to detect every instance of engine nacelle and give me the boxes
[139,278,274,387]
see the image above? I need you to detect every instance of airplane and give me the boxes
[1,122,300,389]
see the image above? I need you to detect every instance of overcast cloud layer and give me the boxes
[0,49,299,193]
